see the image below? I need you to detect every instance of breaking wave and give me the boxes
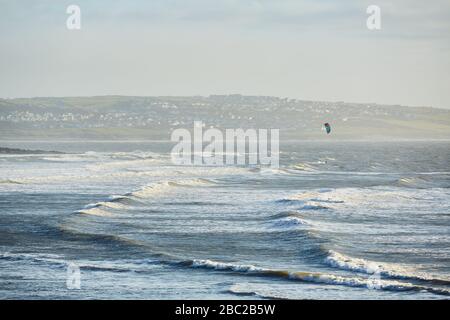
[75,207,115,217]
[292,162,317,172]
[74,178,215,217]
[0,179,23,184]
[269,215,309,230]
[397,176,435,189]
[324,250,450,286]
[276,199,331,211]
[186,258,450,296]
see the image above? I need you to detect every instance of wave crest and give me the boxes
[324,250,450,286]
[187,258,450,295]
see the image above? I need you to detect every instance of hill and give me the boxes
[1,95,449,140]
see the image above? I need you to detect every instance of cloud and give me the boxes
[0,0,449,108]
[1,0,449,39]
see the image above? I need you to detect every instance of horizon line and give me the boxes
[0,94,444,111]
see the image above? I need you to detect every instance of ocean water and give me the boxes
[0,141,449,300]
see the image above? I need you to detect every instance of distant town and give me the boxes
[1,95,449,140]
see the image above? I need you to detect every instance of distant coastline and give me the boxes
[1,95,449,140]
[0,147,64,154]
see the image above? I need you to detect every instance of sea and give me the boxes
[0,140,449,299]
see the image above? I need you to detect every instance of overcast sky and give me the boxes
[0,0,449,108]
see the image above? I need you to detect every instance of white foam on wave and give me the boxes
[324,250,436,283]
[279,189,340,205]
[287,271,416,291]
[129,178,214,198]
[0,179,23,184]
[86,158,162,172]
[192,259,264,272]
[292,162,317,172]
[4,170,162,185]
[75,207,114,217]
[271,216,309,230]
[168,178,215,187]
[130,182,172,199]
[282,188,434,212]
[0,252,67,267]
[189,258,447,294]
[75,178,215,217]
[85,201,126,210]
[41,156,90,162]
[277,195,333,211]
[397,176,437,189]
[257,167,290,175]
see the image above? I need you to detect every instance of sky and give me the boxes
[0,0,449,108]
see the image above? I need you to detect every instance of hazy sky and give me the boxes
[0,0,449,108]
